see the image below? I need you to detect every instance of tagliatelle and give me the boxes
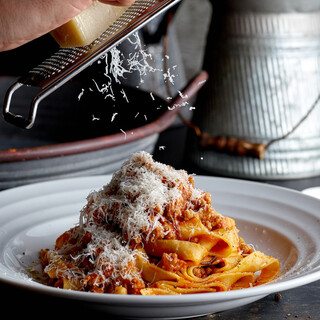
[39,152,280,295]
[144,240,208,264]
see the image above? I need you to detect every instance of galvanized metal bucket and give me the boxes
[187,0,320,179]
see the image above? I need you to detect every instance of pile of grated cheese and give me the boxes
[51,151,205,288]
[80,151,203,242]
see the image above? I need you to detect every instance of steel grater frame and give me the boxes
[2,0,181,129]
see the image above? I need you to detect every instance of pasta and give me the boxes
[39,151,280,295]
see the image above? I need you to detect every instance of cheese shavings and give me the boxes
[43,227,146,291]
[80,151,203,243]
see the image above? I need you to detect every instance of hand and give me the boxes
[100,0,137,6]
[0,0,136,51]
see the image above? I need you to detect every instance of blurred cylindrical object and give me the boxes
[187,0,320,179]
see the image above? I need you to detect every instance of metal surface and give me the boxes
[2,0,181,129]
[188,0,320,179]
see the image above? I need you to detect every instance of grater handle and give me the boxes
[3,81,55,129]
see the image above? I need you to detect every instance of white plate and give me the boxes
[302,186,320,199]
[0,175,320,319]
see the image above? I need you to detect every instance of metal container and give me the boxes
[187,0,320,179]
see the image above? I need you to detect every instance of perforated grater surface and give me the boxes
[2,0,181,129]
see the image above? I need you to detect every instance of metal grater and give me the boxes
[2,0,181,129]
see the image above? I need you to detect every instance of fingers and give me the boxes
[0,0,135,51]
[0,0,93,51]
[98,0,136,6]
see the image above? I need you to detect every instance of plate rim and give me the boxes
[0,174,320,305]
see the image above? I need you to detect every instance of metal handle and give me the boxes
[3,82,58,129]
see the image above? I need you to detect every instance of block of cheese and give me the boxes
[51,2,129,47]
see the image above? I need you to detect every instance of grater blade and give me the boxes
[2,0,181,129]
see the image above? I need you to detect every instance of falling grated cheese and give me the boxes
[77,31,187,132]
[120,129,127,139]
[78,88,85,101]
[163,68,176,85]
[111,113,118,122]
[92,115,100,121]
[120,88,129,103]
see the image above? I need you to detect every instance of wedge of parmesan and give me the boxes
[51,2,129,47]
